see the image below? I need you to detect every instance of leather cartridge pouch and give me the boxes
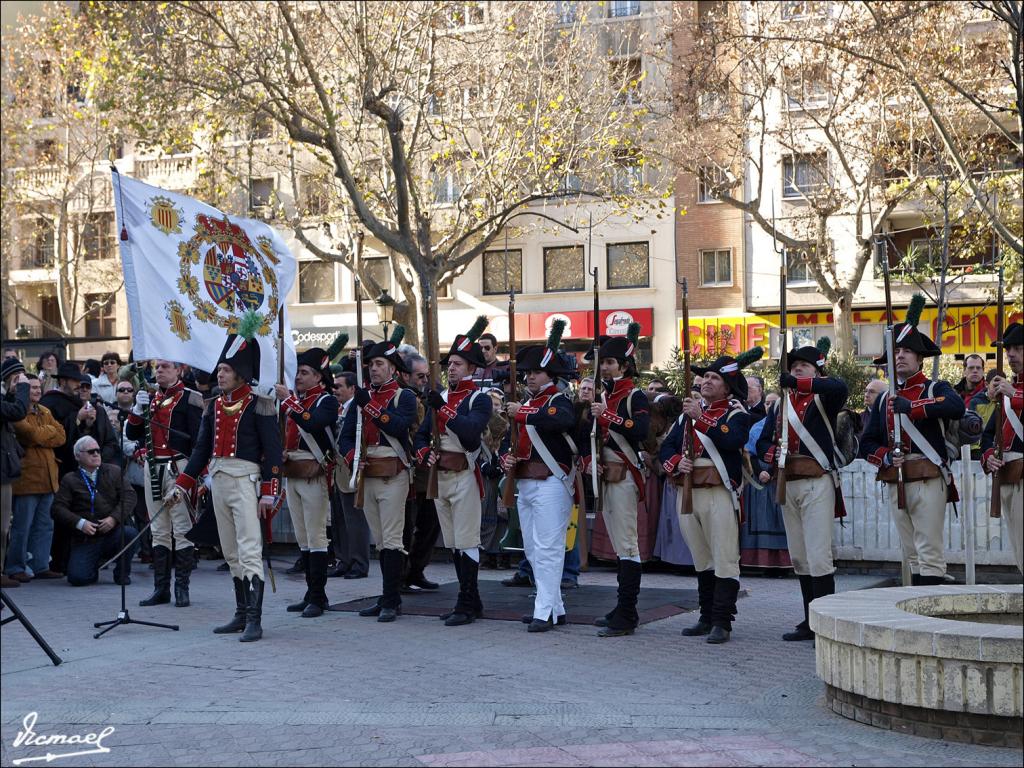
[437,450,469,472]
[785,456,826,481]
[601,462,628,484]
[690,466,722,488]
[878,458,941,484]
[363,456,403,478]
[516,460,552,481]
[281,458,322,479]
[999,457,1023,484]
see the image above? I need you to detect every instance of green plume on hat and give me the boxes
[466,315,489,343]
[905,293,926,328]
[735,346,764,368]
[389,324,405,346]
[546,318,566,352]
[626,321,640,348]
[325,332,349,363]
[816,337,831,357]
[236,309,262,342]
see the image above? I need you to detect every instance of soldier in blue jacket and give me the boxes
[660,350,757,644]
[861,297,965,585]
[755,339,848,641]
[172,319,283,643]
[339,331,417,622]
[415,317,493,627]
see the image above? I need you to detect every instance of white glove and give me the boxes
[133,390,150,416]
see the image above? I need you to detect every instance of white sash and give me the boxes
[694,428,740,512]
[441,389,482,467]
[524,424,576,498]
[1004,394,1024,441]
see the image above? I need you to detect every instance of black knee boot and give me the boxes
[707,577,740,644]
[783,575,815,641]
[599,559,642,637]
[240,576,264,642]
[681,569,715,636]
[378,549,403,622]
[173,546,195,607]
[302,551,329,618]
[213,577,247,633]
[139,545,172,606]
[917,574,945,586]
[287,551,312,612]
[595,559,623,628]
[445,551,481,626]
[440,550,463,621]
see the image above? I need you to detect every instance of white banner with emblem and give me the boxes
[112,171,297,391]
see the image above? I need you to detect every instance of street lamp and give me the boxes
[15,324,31,339]
[375,289,396,340]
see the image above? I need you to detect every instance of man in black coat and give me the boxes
[2,357,30,588]
[76,379,119,464]
[51,435,138,586]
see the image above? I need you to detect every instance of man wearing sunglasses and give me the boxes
[52,436,138,586]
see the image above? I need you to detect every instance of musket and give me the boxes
[423,286,440,499]
[990,265,1005,518]
[350,231,367,506]
[775,264,790,505]
[679,278,694,514]
[589,263,602,504]
[880,239,907,511]
[500,274,518,510]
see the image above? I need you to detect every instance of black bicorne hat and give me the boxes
[364,325,409,374]
[296,347,333,386]
[582,335,610,363]
[872,294,940,364]
[597,322,641,365]
[441,315,489,368]
[789,337,831,375]
[994,321,1023,349]
[217,310,263,385]
[692,347,764,401]
[516,318,569,375]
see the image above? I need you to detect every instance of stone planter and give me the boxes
[810,584,1023,747]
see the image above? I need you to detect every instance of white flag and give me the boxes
[112,171,297,391]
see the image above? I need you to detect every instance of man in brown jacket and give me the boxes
[6,373,65,581]
[52,436,138,586]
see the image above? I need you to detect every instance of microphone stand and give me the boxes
[2,590,63,665]
[93,405,179,639]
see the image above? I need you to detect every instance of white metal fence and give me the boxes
[834,459,1016,567]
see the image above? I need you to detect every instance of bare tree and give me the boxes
[102,1,672,351]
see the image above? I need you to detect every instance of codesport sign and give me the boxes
[516,307,654,341]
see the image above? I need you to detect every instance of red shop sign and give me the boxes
[514,308,654,341]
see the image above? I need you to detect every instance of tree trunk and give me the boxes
[832,290,856,357]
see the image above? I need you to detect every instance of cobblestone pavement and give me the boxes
[2,559,1020,767]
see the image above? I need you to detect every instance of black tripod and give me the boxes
[2,589,62,665]
[93,414,179,639]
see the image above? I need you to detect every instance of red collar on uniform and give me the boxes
[607,377,634,399]
[530,383,559,402]
[900,370,927,389]
[298,383,325,401]
[371,379,400,396]
[223,384,252,404]
[159,380,184,398]
[449,377,477,395]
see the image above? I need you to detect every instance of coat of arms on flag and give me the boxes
[113,170,297,388]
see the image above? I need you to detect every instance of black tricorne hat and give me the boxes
[296,347,333,386]
[597,323,641,365]
[872,294,940,364]
[441,315,489,368]
[364,325,409,374]
[516,319,569,376]
[693,347,764,401]
[217,310,263,385]
[994,321,1023,349]
[789,337,831,375]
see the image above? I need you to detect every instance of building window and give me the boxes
[607,242,649,289]
[697,166,727,203]
[249,177,275,215]
[905,238,942,271]
[84,293,116,337]
[445,2,485,27]
[785,247,814,284]
[554,1,578,24]
[610,57,643,106]
[41,295,60,331]
[700,248,733,286]
[612,150,643,194]
[609,0,640,18]
[784,66,830,111]
[780,1,829,20]
[298,261,336,304]
[482,248,523,295]
[25,219,55,269]
[299,174,330,217]
[697,84,728,120]
[426,89,444,117]
[358,257,397,301]
[782,153,827,198]
[81,213,114,261]
[543,246,585,292]
[250,112,274,140]
[431,166,462,205]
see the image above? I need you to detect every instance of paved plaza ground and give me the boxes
[2,558,1021,767]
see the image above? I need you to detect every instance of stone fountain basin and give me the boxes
[810,584,1023,746]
